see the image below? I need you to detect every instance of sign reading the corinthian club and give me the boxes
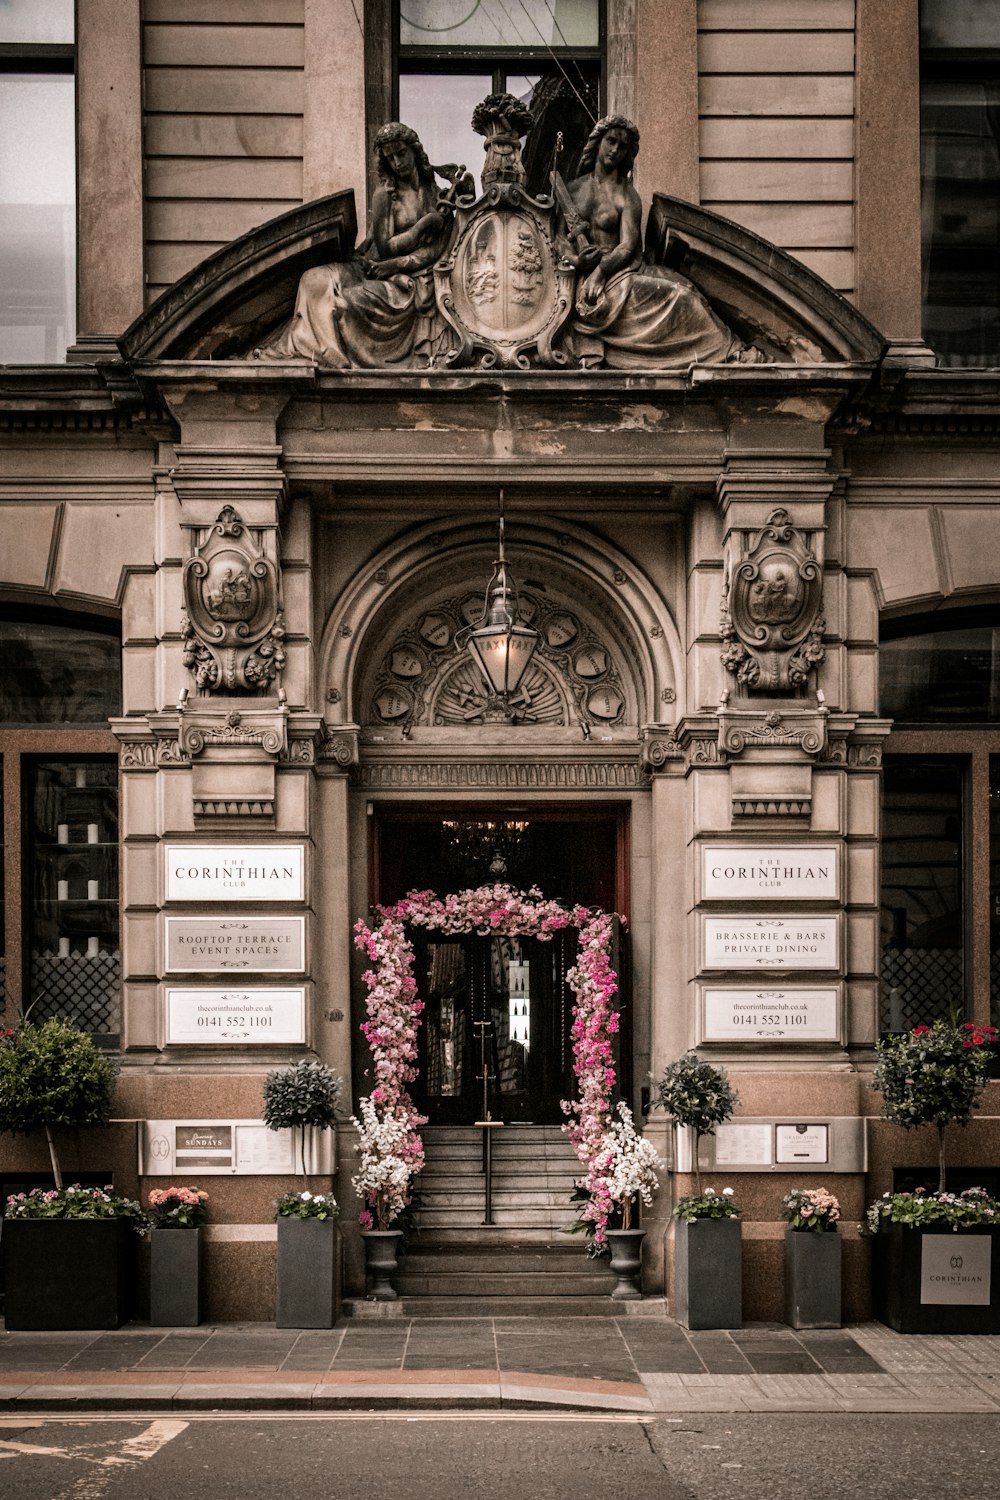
[703,987,840,1042]
[921,1234,992,1305]
[165,916,305,973]
[701,846,838,902]
[165,845,304,903]
[703,917,839,971]
[167,988,305,1045]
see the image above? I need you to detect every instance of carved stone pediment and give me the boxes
[181,506,284,694]
[434,185,574,369]
[721,509,825,693]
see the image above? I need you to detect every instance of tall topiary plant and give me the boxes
[262,1059,342,1183]
[653,1051,739,1194]
[0,1019,117,1188]
[871,1017,997,1191]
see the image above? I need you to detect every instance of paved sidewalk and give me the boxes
[1,1316,999,1414]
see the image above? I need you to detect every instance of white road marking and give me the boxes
[1,1417,190,1500]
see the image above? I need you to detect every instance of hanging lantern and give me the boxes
[459,494,538,700]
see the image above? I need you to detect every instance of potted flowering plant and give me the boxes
[3,1184,146,1330]
[0,1020,136,1331]
[672,1186,741,1329]
[870,1018,1000,1334]
[867,1186,1000,1334]
[781,1187,842,1329]
[263,1059,342,1328]
[147,1187,209,1327]
[351,1096,424,1300]
[587,1101,664,1299]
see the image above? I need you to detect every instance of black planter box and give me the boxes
[2,1218,135,1330]
[276,1218,341,1327]
[149,1227,202,1327]
[874,1221,1000,1334]
[673,1217,742,1329]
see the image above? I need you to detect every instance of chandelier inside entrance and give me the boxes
[440,818,531,882]
[456,493,538,705]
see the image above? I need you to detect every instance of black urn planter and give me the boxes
[606,1228,645,1300]
[276,1217,341,1327]
[874,1221,1000,1334]
[149,1227,202,1327]
[784,1227,841,1330]
[673,1217,742,1329]
[2,1218,135,1330]
[362,1229,403,1301]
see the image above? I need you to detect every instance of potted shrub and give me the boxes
[781,1186,842,1329]
[263,1058,342,1328]
[0,1019,140,1330]
[587,1101,664,1300]
[653,1051,739,1192]
[352,1096,424,1300]
[673,1187,742,1329]
[147,1186,209,1327]
[870,1017,1000,1333]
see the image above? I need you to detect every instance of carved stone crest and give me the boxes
[181,506,284,693]
[720,509,825,692]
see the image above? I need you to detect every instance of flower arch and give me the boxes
[353,883,624,1243]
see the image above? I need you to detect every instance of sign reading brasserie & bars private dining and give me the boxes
[702,916,839,970]
[165,845,304,902]
[701,845,839,902]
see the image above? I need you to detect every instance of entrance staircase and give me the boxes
[387,1125,620,1312]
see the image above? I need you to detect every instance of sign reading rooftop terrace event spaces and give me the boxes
[165,845,304,903]
[703,916,839,971]
[166,988,306,1044]
[701,845,838,902]
[165,916,305,973]
[702,986,840,1042]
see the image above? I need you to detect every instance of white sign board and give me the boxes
[141,1119,333,1176]
[165,916,305,973]
[702,845,839,902]
[703,987,840,1042]
[166,988,306,1044]
[713,1122,774,1167]
[703,917,839,971]
[921,1234,992,1305]
[775,1124,830,1164]
[165,845,304,903]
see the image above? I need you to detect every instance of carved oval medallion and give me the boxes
[573,647,609,680]
[418,613,453,649]
[545,612,579,649]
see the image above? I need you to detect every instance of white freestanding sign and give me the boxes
[165,845,304,903]
[701,845,839,901]
[702,987,840,1041]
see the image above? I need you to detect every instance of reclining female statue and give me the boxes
[258,122,466,369]
[558,114,760,368]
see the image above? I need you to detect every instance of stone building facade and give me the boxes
[1,1,998,1320]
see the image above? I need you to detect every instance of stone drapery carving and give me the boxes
[181,506,284,694]
[251,102,762,373]
[720,509,825,693]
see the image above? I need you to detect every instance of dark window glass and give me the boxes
[880,757,965,1029]
[991,754,1000,1025]
[0,619,121,724]
[397,1,601,198]
[25,756,119,1041]
[0,765,4,1013]
[921,3,1000,365]
[880,621,1000,723]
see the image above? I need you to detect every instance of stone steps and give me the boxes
[344,1295,666,1319]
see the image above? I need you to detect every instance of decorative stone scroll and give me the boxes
[720,510,825,693]
[181,506,284,694]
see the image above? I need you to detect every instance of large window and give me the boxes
[921,1,1000,366]
[396,1,602,198]
[880,608,1000,1031]
[0,0,76,363]
[0,613,121,1043]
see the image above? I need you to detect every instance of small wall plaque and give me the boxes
[702,916,839,971]
[165,916,305,973]
[166,987,306,1044]
[775,1123,830,1164]
[165,845,304,903]
[713,1123,774,1167]
[141,1119,334,1176]
[701,845,838,902]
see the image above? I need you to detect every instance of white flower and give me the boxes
[722,1187,734,1198]
[704,1187,717,1197]
[301,1191,312,1201]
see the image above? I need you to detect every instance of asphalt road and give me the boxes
[0,1413,997,1500]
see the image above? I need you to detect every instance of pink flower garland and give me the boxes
[354,883,623,1244]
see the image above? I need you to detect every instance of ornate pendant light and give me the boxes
[459,494,538,700]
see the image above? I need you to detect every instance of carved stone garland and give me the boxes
[181,506,285,693]
[720,508,825,693]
